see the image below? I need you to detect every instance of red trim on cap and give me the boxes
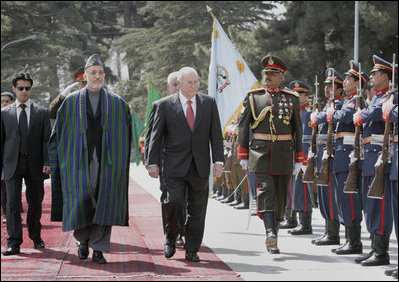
[76,74,84,79]
[266,64,285,73]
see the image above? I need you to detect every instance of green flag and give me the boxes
[131,109,145,166]
[146,80,162,130]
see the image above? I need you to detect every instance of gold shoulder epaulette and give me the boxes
[247,88,266,95]
[282,88,299,97]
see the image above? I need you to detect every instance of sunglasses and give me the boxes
[1,99,11,104]
[16,86,31,91]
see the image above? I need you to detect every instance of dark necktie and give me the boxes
[186,100,195,131]
[19,104,28,154]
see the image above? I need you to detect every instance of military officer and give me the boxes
[287,81,313,236]
[237,55,303,254]
[353,55,394,266]
[310,68,344,246]
[327,60,368,255]
[382,89,398,278]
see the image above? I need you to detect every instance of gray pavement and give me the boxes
[131,164,398,281]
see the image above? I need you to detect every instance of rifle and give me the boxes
[303,75,320,183]
[344,63,364,193]
[316,69,335,185]
[367,54,396,199]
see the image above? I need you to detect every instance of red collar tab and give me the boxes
[345,92,357,100]
[375,87,389,96]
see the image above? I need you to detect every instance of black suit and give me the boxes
[1,101,51,247]
[148,92,223,253]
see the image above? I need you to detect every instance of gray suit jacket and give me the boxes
[1,102,51,181]
[148,93,224,178]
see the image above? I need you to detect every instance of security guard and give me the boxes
[353,55,394,266]
[327,60,368,255]
[310,68,344,246]
[287,81,314,235]
[237,55,303,254]
[382,90,398,278]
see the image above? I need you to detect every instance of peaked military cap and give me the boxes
[73,66,86,81]
[289,80,310,94]
[84,54,104,69]
[261,55,286,74]
[324,68,344,86]
[370,55,397,74]
[344,60,369,85]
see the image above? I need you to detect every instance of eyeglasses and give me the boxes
[16,86,31,91]
[1,99,11,104]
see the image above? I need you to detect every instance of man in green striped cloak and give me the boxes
[49,54,132,264]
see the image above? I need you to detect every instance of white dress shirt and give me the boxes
[179,91,196,119]
[15,99,31,127]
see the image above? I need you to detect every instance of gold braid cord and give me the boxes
[249,93,276,138]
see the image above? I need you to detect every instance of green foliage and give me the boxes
[1,1,397,121]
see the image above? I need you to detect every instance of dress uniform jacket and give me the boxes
[237,88,303,174]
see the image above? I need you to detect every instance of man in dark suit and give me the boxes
[145,71,187,247]
[1,72,51,255]
[147,67,224,262]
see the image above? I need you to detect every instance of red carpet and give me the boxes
[1,178,243,281]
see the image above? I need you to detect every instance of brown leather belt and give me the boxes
[253,133,292,142]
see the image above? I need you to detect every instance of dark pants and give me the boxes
[1,179,6,215]
[6,154,44,247]
[162,161,209,253]
[255,172,290,222]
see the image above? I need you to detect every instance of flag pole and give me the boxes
[354,1,359,63]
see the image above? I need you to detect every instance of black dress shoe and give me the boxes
[34,240,45,249]
[78,243,89,260]
[164,239,176,258]
[234,202,249,209]
[176,236,185,248]
[185,251,200,262]
[92,250,107,264]
[3,246,20,256]
[385,267,396,276]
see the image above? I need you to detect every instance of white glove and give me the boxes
[382,94,394,113]
[60,82,79,97]
[307,147,315,159]
[293,162,302,176]
[322,149,331,160]
[349,150,357,164]
[240,159,248,171]
[301,163,307,173]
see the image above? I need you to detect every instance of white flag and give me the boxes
[208,18,259,135]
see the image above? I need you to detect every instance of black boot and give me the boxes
[280,208,298,229]
[361,234,390,266]
[289,211,312,235]
[235,193,249,209]
[392,268,398,279]
[314,220,340,245]
[355,234,375,264]
[334,225,362,255]
[263,212,280,254]
[385,267,397,276]
[216,187,226,201]
[311,219,327,244]
[331,226,349,253]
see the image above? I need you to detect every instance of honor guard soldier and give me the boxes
[327,60,368,255]
[310,68,344,246]
[382,88,398,279]
[286,81,314,235]
[237,55,303,254]
[353,55,394,266]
